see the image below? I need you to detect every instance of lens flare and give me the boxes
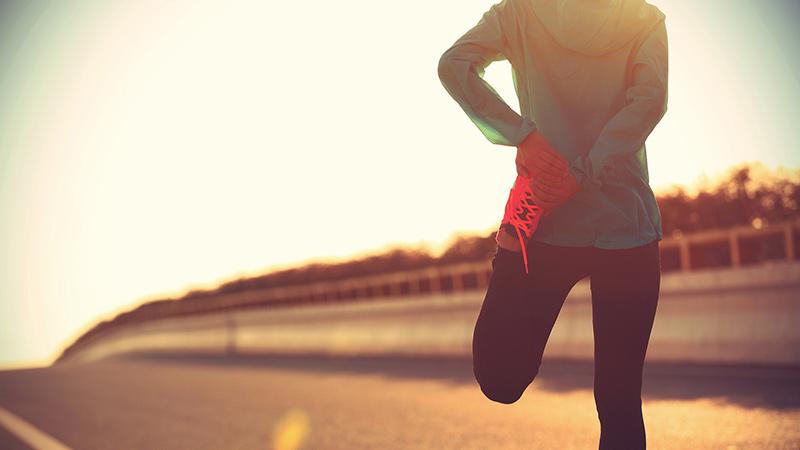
[271,409,311,450]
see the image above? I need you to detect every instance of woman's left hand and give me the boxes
[529,172,580,212]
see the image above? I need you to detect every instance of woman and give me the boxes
[438,0,668,448]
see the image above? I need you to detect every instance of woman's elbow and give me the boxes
[437,50,456,83]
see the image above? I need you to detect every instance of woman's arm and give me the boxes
[568,21,669,190]
[437,0,537,147]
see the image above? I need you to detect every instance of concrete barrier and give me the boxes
[61,260,800,367]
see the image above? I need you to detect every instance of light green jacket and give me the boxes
[438,0,668,249]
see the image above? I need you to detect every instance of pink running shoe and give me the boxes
[496,175,543,274]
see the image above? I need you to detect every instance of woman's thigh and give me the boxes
[589,242,661,388]
[473,243,589,401]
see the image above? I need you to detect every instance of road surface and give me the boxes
[0,354,798,449]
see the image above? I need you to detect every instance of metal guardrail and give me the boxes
[149,221,799,315]
[659,220,799,272]
[131,261,494,317]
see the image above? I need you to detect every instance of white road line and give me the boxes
[0,405,75,450]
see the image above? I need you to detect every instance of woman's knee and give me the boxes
[479,382,527,404]
[474,367,537,404]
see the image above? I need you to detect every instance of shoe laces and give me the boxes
[500,175,542,274]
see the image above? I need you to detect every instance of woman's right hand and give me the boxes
[515,130,569,182]
[529,171,580,212]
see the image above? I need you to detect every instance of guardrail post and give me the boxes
[679,238,691,272]
[786,223,796,261]
[730,231,741,267]
[451,270,463,291]
[430,269,441,293]
[389,275,400,297]
[408,274,419,295]
[225,313,236,355]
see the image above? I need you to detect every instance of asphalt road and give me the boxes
[0,354,798,450]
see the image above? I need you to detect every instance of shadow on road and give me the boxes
[114,352,800,411]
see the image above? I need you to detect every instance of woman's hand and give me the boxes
[516,130,578,212]
[497,229,523,252]
[529,172,580,212]
[515,130,569,182]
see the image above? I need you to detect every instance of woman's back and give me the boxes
[438,0,668,249]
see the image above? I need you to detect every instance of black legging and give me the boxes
[473,240,661,450]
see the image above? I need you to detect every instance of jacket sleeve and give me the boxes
[437,0,537,146]
[569,21,669,189]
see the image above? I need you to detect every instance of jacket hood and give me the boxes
[531,0,649,56]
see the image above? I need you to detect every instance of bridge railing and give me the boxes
[659,220,798,271]
[126,221,799,319]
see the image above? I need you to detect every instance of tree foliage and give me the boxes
[657,163,799,236]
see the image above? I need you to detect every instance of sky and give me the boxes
[1,0,798,368]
